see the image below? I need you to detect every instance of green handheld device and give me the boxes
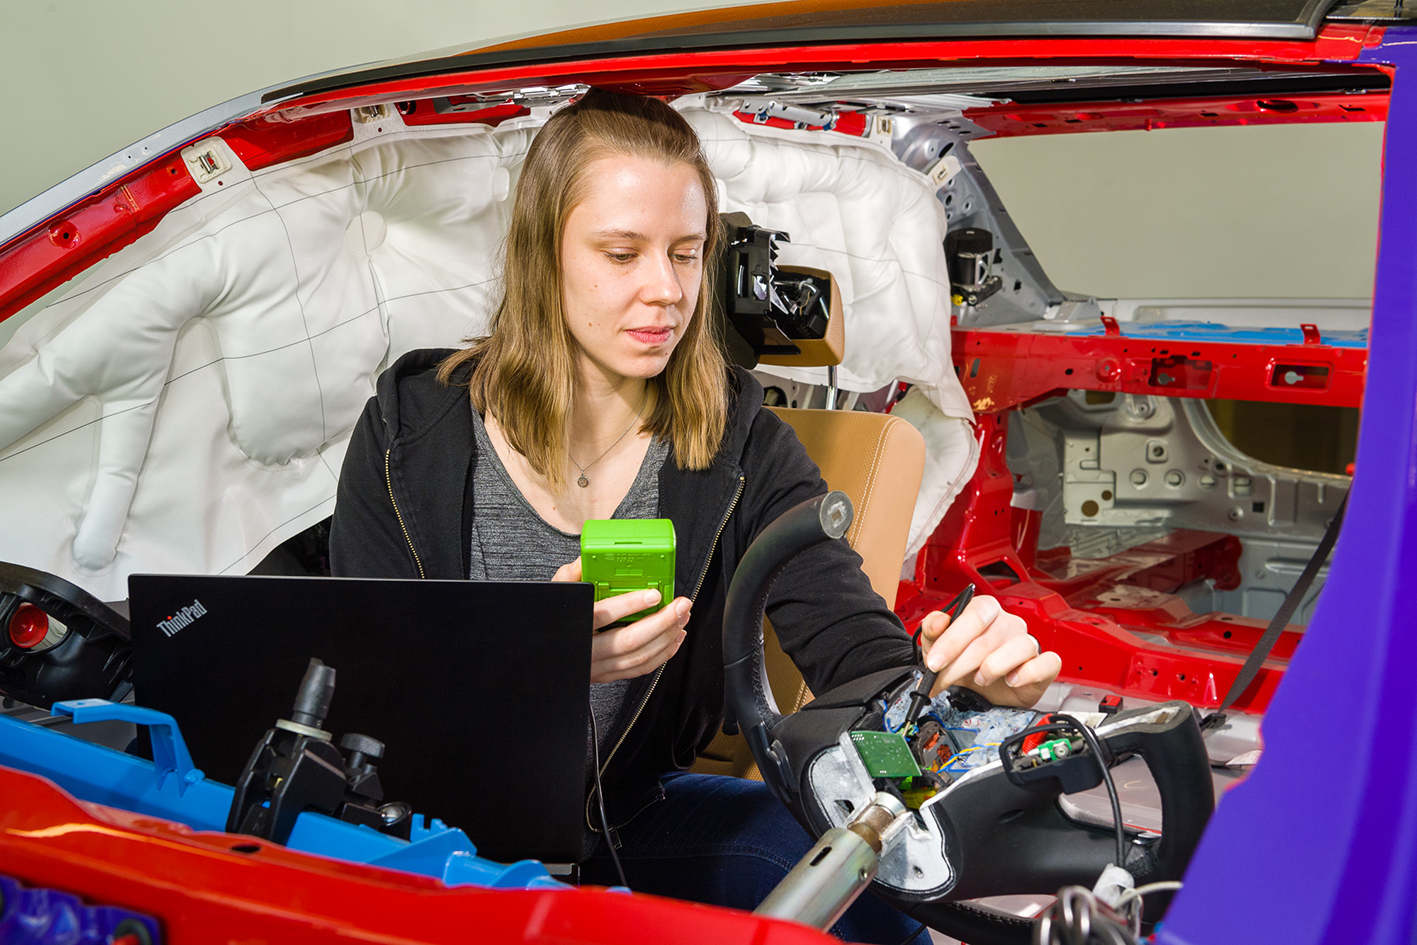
[580,519,676,625]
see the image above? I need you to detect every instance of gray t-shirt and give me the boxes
[467,410,669,768]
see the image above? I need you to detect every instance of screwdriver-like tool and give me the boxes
[902,583,976,732]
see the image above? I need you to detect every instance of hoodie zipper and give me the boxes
[385,448,426,579]
[586,474,746,833]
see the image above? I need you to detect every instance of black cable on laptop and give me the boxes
[589,699,629,889]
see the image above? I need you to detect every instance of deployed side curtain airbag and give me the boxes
[0,106,974,599]
[0,119,531,598]
[686,107,977,554]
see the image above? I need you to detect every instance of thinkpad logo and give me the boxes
[158,600,208,637]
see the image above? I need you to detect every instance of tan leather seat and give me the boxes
[692,405,926,779]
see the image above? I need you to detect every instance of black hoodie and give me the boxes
[329,348,915,830]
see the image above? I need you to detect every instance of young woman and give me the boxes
[329,89,1061,943]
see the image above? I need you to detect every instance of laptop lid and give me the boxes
[129,573,593,865]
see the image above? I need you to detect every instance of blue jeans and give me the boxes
[582,772,930,945]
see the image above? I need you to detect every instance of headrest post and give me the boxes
[824,365,840,411]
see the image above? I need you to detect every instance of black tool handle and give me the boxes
[904,584,975,730]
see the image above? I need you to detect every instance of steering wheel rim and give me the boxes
[721,494,1213,945]
[722,490,852,800]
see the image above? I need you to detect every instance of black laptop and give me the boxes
[129,574,593,865]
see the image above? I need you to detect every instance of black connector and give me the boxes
[289,658,336,729]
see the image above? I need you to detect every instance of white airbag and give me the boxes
[0,106,973,599]
[688,108,977,553]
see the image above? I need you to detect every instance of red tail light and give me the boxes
[9,603,48,649]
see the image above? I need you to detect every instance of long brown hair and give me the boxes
[437,89,728,490]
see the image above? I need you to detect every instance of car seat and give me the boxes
[693,317,926,780]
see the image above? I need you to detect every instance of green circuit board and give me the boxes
[850,730,922,779]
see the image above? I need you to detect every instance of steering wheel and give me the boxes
[722,493,1215,945]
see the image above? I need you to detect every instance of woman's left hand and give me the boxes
[918,595,1062,708]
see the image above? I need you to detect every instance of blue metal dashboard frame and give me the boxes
[0,699,565,892]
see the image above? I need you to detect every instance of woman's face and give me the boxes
[559,153,709,388]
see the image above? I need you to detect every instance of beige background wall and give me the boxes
[971,122,1385,300]
[0,0,751,219]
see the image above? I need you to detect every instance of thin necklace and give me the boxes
[570,390,648,488]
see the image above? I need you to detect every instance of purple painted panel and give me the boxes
[1156,27,1417,945]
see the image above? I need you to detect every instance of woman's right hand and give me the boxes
[553,558,692,683]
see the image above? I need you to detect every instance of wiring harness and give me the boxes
[1035,881,1184,945]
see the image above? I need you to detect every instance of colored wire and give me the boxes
[1114,881,1183,937]
[884,696,906,733]
[1054,714,1125,868]
[588,699,629,889]
[942,749,984,773]
[941,741,1003,773]
[941,745,983,772]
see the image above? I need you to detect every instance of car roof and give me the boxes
[265,0,1411,104]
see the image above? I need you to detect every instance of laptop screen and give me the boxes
[129,573,593,864]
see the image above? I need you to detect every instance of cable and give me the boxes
[883,697,907,733]
[1114,880,1183,936]
[1114,880,1183,912]
[1034,886,1136,945]
[588,698,629,889]
[1054,714,1126,869]
[940,740,1004,774]
[941,745,987,770]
